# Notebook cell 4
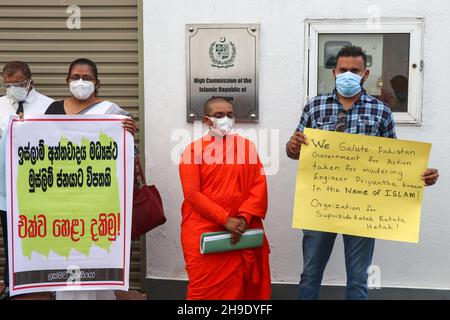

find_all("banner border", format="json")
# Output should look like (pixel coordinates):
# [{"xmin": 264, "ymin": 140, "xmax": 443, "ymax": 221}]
[{"xmin": 9, "ymin": 118, "xmax": 128, "ymax": 292}]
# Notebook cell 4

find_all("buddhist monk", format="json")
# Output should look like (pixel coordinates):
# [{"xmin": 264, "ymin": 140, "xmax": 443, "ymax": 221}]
[{"xmin": 179, "ymin": 97, "xmax": 271, "ymax": 300}]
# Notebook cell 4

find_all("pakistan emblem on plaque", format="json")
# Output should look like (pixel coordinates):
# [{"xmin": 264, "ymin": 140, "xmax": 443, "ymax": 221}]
[{"xmin": 209, "ymin": 36, "xmax": 236, "ymax": 68}]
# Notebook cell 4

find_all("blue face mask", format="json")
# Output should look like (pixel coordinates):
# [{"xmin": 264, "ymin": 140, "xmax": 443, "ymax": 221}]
[{"xmin": 335, "ymin": 71, "xmax": 364, "ymax": 98}]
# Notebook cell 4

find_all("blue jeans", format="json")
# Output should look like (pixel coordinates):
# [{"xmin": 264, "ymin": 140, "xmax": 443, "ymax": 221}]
[{"xmin": 298, "ymin": 230, "xmax": 375, "ymax": 300}]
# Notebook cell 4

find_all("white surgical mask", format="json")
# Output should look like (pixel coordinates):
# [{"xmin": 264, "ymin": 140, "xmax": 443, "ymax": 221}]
[
  {"xmin": 70, "ymin": 79, "xmax": 95, "ymax": 100},
  {"xmin": 7, "ymin": 85, "xmax": 29, "ymax": 102},
  {"xmin": 208, "ymin": 116, "xmax": 235, "ymax": 137}
]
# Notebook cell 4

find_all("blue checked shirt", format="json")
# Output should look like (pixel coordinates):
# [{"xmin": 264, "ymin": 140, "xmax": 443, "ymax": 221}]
[{"xmin": 297, "ymin": 89, "xmax": 396, "ymax": 138}]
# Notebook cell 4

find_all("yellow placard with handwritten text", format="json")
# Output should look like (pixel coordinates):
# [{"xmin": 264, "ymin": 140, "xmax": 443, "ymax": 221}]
[{"xmin": 292, "ymin": 128, "xmax": 431, "ymax": 243}]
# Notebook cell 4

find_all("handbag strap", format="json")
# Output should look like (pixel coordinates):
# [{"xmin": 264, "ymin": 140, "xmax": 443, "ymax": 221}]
[{"xmin": 134, "ymin": 155, "xmax": 147, "ymax": 186}]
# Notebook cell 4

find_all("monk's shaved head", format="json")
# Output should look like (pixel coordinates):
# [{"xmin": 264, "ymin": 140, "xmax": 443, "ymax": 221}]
[{"xmin": 203, "ymin": 97, "xmax": 233, "ymax": 116}]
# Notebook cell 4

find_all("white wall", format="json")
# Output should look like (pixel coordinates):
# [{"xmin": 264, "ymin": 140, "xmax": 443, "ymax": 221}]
[{"xmin": 143, "ymin": 0, "xmax": 450, "ymax": 289}]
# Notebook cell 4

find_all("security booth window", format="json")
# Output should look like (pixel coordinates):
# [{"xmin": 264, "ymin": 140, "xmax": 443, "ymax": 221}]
[{"xmin": 306, "ymin": 19, "xmax": 423, "ymax": 125}]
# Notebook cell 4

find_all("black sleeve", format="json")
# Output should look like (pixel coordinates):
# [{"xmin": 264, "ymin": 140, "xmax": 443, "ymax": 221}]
[{"xmin": 45, "ymin": 100, "xmax": 65, "ymax": 114}]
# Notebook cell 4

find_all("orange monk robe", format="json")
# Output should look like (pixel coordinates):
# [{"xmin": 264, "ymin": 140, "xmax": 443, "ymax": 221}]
[{"xmin": 179, "ymin": 133, "xmax": 271, "ymax": 300}]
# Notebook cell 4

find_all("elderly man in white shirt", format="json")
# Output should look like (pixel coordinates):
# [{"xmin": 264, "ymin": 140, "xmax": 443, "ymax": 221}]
[{"xmin": 0, "ymin": 61, "xmax": 53, "ymax": 300}]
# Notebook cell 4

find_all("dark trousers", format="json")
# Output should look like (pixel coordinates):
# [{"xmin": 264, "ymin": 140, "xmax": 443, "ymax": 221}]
[{"xmin": 0, "ymin": 211, "xmax": 8, "ymax": 287}]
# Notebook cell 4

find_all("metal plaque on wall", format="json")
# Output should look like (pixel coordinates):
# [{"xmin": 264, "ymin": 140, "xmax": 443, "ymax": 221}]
[{"xmin": 186, "ymin": 23, "xmax": 259, "ymax": 122}]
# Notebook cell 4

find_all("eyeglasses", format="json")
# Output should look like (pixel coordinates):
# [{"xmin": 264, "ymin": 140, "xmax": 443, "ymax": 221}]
[
  {"xmin": 68, "ymin": 75, "xmax": 96, "ymax": 82},
  {"xmin": 1, "ymin": 79, "xmax": 30, "ymax": 89},
  {"xmin": 336, "ymin": 111, "xmax": 347, "ymax": 132},
  {"xmin": 208, "ymin": 112, "xmax": 234, "ymax": 119}
]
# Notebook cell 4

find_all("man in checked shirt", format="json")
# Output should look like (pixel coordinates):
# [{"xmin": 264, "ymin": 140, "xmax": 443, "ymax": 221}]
[{"xmin": 286, "ymin": 45, "xmax": 439, "ymax": 300}]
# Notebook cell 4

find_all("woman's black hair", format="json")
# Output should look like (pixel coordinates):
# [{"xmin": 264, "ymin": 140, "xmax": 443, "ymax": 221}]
[{"xmin": 68, "ymin": 58, "xmax": 99, "ymax": 95}]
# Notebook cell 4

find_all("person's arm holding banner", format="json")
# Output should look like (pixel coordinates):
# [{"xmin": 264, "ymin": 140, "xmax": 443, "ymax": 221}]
[
  {"xmin": 422, "ymin": 168, "xmax": 439, "ymax": 186},
  {"xmin": 286, "ymin": 100, "xmax": 311, "ymax": 160},
  {"xmin": 286, "ymin": 131, "xmax": 308, "ymax": 160},
  {"xmin": 121, "ymin": 117, "xmax": 136, "ymax": 136}
]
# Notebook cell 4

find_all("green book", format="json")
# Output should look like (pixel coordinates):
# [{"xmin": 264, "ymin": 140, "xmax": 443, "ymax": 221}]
[{"xmin": 200, "ymin": 229, "xmax": 264, "ymax": 254}]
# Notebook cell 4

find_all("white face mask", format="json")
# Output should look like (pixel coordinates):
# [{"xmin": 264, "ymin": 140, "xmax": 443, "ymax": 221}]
[
  {"xmin": 69, "ymin": 79, "xmax": 95, "ymax": 100},
  {"xmin": 7, "ymin": 84, "xmax": 30, "ymax": 102},
  {"xmin": 208, "ymin": 116, "xmax": 235, "ymax": 137}
]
